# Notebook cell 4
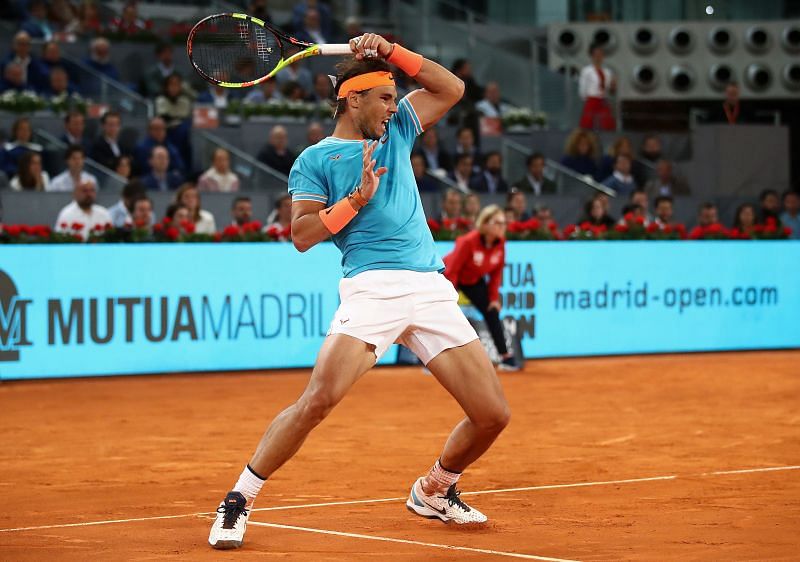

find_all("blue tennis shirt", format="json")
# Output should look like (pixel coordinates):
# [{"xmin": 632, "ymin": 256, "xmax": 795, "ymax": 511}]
[{"xmin": 288, "ymin": 96, "xmax": 444, "ymax": 278}]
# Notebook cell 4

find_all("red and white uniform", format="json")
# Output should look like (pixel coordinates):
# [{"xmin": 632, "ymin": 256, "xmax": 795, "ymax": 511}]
[
  {"xmin": 578, "ymin": 64, "xmax": 616, "ymax": 130},
  {"xmin": 443, "ymin": 230, "xmax": 505, "ymax": 302}
]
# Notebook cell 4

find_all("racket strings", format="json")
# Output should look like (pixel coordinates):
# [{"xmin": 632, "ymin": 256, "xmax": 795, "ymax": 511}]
[{"xmin": 190, "ymin": 16, "xmax": 281, "ymax": 83}]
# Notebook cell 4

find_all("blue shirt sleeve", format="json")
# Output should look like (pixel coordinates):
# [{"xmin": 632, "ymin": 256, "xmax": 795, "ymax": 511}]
[
  {"xmin": 288, "ymin": 150, "xmax": 329, "ymax": 205},
  {"xmin": 392, "ymin": 95, "xmax": 424, "ymax": 149}
]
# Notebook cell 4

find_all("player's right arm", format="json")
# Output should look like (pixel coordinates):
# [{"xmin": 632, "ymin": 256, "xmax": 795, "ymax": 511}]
[
  {"xmin": 291, "ymin": 200, "xmax": 331, "ymax": 253},
  {"xmin": 291, "ymin": 140, "xmax": 386, "ymax": 253}
]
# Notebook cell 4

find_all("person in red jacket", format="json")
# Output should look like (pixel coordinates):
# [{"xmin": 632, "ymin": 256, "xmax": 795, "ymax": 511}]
[{"xmin": 443, "ymin": 204, "xmax": 518, "ymax": 370}]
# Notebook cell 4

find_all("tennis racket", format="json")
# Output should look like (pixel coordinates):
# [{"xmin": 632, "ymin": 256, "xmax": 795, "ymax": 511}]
[{"xmin": 187, "ymin": 13, "xmax": 353, "ymax": 88}]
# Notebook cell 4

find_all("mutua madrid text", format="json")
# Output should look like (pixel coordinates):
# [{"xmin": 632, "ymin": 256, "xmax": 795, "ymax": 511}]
[{"xmin": 44, "ymin": 293, "xmax": 329, "ymax": 345}]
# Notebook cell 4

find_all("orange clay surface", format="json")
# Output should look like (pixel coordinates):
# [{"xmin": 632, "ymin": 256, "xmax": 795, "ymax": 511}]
[{"xmin": 1, "ymin": 350, "xmax": 799, "ymax": 561}]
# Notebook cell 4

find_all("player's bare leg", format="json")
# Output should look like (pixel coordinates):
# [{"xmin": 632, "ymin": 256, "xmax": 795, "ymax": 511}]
[
  {"xmin": 427, "ymin": 340, "xmax": 510, "ymax": 472},
  {"xmin": 248, "ymin": 334, "xmax": 376, "ymax": 478},
  {"xmin": 209, "ymin": 334, "xmax": 375, "ymax": 548},
  {"xmin": 406, "ymin": 340, "xmax": 510, "ymax": 524}
]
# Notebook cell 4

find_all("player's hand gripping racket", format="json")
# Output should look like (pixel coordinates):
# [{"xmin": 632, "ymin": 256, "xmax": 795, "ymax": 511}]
[{"xmin": 187, "ymin": 13, "xmax": 352, "ymax": 88}]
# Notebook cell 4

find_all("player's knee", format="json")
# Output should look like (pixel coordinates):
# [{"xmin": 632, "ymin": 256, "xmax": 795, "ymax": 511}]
[
  {"xmin": 475, "ymin": 403, "xmax": 511, "ymax": 434},
  {"xmin": 298, "ymin": 390, "xmax": 337, "ymax": 426}
]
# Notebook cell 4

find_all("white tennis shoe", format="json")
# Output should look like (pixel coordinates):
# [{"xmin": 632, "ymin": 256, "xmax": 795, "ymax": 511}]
[
  {"xmin": 208, "ymin": 491, "xmax": 249, "ymax": 549},
  {"xmin": 406, "ymin": 477, "xmax": 488, "ymax": 524}
]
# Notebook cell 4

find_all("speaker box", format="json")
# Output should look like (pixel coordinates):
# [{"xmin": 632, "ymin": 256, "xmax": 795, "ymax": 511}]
[{"xmin": 548, "ymin": 20, "xmax": 800, "ymax": 100}]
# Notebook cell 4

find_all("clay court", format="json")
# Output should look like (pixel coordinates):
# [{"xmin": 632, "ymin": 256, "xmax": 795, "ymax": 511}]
[{"xmin": 1, "ymin": 350, "xmax": 798, "ymax": 561}]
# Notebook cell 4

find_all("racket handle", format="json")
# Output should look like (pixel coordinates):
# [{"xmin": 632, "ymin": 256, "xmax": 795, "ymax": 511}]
[{"xmin": 318, "ymin": 44, "xmax": 354, "ymax": 56}]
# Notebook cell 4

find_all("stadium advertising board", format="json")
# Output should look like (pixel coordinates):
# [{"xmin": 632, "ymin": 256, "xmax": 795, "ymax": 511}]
[{"xmin": 1, "ymin": 242, "xmax": 798, "ymax": 380}]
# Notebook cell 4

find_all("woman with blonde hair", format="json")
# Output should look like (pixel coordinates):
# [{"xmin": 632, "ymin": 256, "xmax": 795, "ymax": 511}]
[
  {"xmin": 443, "ymin": 204, "xmax": 518, "ymax": 370},
  {"xmin": 174, "ymin": 183, "xmax": 216, "ymax": 234},
  {"xmin": 560, "ymin": 128, "xmax": 599, "ymax": 179}
]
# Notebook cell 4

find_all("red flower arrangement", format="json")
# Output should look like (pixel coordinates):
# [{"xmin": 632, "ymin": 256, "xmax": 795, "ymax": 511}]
[
  {"xmin": 562, "ymin": 222, "xmax": 608, "ymax": 240},
  {"xmin": 219, "ymin": 221, "xmax": 279, "ymax": 242},
  {"xmin": 506, "ymin": 218, "xmax": 559, "ymax": 241},
  {"xmin": 1, "ymin": 223, "xmax": 80, "ymax": 243},
  {"xmin": 427, "ymin": 217, "xmax": 471, "ymax": 241},
  {"xmin": 1, "ymin": 216, "xmax": 791, "ymax": 244},
  {"xmin": 688, "ymin": 222, "xmax": 730, "ymax": 240}
]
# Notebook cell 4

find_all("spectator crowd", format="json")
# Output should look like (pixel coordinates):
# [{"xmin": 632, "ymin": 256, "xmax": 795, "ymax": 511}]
[{"xmin": 0, "ymin": 1, "xmax": 796, "ymax": 242}]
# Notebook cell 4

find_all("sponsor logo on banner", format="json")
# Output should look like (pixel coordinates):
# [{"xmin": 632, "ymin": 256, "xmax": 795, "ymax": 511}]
[
  {"xmin": 500, "ymin": 261, "xmax": 536, "ymax": 340},
  {"xmin": 0, "ymin": 269, "xmax": 33, "ymax": 362}
]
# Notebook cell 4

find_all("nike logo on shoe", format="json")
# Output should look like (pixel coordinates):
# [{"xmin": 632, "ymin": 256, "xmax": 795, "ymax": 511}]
[
  {"xmin": 423, "ymin": 500, "xmax": 447, "ymax": 515},
  {"xmin": 340, "ymin": 318, "xmax": 350, "ymax": 324}
]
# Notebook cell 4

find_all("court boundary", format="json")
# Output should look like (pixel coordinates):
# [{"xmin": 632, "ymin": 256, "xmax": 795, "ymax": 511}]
[
  {"xmin": 1, "ymin": 464, "xmax": 797, "ymax": 534},
  {"xmin": 248, "ymin": 521, "xmax": 579, "ymax": 561}
]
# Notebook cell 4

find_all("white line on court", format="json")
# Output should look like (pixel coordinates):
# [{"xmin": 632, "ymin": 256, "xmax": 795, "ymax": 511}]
[
  {"xmin": 248, "ymin": 521, "xmax": 579, "ymax": 562},
  {"xmin": 458, "ymin": 475, "xmax": 677, "ymax": 497},
  {"xmin": 1, "ymin": 464, "xmax": 797, "ymax": 534},
  {"xmin": 703, "ymin": 465, "xmax": 800, "ymax": 476}
]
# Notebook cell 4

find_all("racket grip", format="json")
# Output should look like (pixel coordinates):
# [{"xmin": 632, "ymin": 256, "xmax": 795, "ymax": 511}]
[{"xmin": 318, "ymin": 44, "xmax": 354, "ymax": 56}]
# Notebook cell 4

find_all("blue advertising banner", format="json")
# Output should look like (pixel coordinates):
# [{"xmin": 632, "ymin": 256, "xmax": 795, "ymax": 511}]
[
  {"xmin": 0, "ymin": 243, "xmax": 394, "ymax": 380},
  {"xmin": 500, "ymin": 241, "xmax": 800, "ymax": 357},
  {"xmin": 1, "ymin": 242, "xmax": 798, "ymax": 380}
]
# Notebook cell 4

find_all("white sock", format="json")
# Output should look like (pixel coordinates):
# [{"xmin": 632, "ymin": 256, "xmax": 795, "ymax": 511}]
[
  {"xmin": 233, "ymin": 465, "xmax": 265, "ymax": 507},
  {"xmin": 423, "ymin": 459, "xmax": 461, "ymax": 494}
]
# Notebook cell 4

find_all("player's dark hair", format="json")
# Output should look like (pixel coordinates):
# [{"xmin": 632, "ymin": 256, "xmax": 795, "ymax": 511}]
[
  {"xmin": 333, "ymin": 58, "xmax": 392, "ymax": 118},
  {"xmin": 782, "ymin": 189, "xmax": 798, "ymax": 202},
  {"xmin": 655, "ymin": 195, "xmax": 674, "ymax": 207},
  {"xmin": 588, "ymin": 42, "xmax": 603, "ymax": 56}
]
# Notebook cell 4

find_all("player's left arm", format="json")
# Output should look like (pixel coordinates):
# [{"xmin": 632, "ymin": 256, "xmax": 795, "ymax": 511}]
[{"xmin": 351, "ymin": 34, "xmax": 464, "ymax": 131}]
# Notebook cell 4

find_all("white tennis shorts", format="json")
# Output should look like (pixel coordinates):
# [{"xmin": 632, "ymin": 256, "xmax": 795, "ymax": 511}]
[{"xmin": 328, "ymin": 269, "xmax": 479, "ymax": 365}]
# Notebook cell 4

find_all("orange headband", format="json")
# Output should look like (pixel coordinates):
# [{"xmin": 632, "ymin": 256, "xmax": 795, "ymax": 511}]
[{"xmin": 336, "ymin": 71, "xmax": 395, "ymax": 99}]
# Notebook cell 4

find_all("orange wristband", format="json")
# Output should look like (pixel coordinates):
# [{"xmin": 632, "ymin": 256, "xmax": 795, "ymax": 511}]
[
  {"xmin": 319, "ymin": 197, "xmax": 358, "ymax": 234},
  {"xmin": 387, "ymin": 43, "xmax": 423, "ymax": 77},
  {"xmin": 350, "ymin": 187, "xmax": 369, "ymax": 208}
]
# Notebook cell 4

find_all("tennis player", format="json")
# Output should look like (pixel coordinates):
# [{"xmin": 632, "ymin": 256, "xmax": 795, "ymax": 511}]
[{"xmin": 210, "ymin": 34, "xmax": 511, "ymax": 549}]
